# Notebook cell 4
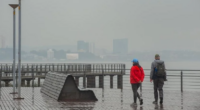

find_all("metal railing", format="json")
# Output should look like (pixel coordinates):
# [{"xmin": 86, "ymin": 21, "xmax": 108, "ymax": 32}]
[
  {"xmin": 125, "ymin": 69, "xmax": 200, "ymax": 92},
  {"xmin": 0, "ymin": 63, "xmax": 125, "ymax": 73},
  {"xmin": 0, "ymin": 65, "xmax": 200, "ymax": 91}
]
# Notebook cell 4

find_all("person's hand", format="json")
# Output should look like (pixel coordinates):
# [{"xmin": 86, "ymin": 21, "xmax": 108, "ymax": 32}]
[
  {"xmin": 150, "ymin": 79, "xmax": 153, "ymax": 83},
  {"xmin": 138, "ymin": 80, "xmax": 141, "ymax": 83}
]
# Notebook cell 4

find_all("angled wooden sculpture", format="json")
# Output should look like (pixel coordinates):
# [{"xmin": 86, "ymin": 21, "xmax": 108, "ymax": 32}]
[{"xmin": 41, "ymin": 72, "xmax": 98, "ymax": 101}]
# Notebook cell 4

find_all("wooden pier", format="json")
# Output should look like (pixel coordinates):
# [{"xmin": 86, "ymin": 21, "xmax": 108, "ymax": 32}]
[{"xmin": 0, "ymin": 63, "xmax": 125, "ymax": 88}]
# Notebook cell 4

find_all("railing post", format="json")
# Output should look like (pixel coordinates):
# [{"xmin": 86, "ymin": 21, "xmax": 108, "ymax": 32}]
[
  {"xmin": 181, "ymin": 71, "xmax": 183, "ymax": 92},
  {"xmin": 93, "ymin": 64, "xmax": 94, "ymax": 73},
  {"xmin": 12, "ymin": 63, "xmax": 16, "ymax": 93},
  {"xmin": 61, "ymin": 64, "xmax": 63, "ymax": 72},
  {"xmin": 124, "ymin": 64, "xmax": 126, "ymax": 74},
  {"xmin": 111, "ymin": 64, "xmax": 112, "ymax": 72},
  {"xmin": 121, "ymin": 70, "xmax": 123, "ymax": 89},
  {"xmin": 40, "ymin": 64, "xmax": 42, "ymax": 72},
  {"xmin": 6, "ymin": 64, "xmax": 8, "ymax": 76},
  {"xmin": 105, "ymin": 64, "xmax": 106, "ymax": 73},
  {"xmin": 102, "ymin": 65, "xmax": 104, "ymax": 89},
  {"xmin": 83, "ymin": 71, "xmax": 86, "ymax": 88},
  {"xmin": 114, "ymin": 64, "xmax": 115, "ymax": 73},
  {"xmin": 64, "ymin": 64, "xmax": 66, "ymax": 73},
  {"xmin": 75, "ymin": 76, "xmax": 79, "ymax": 86},
  {"xmin": 0, "ymin": 67, "xmax": 2, "ymax": 88},
  {"xmin": 27, "ymin": 64, "xmax": 29, "ymax": 72},
  {"xmin": 38, "ymin": 78, "xmax": 40, "ymax": 87},
  {"xmin": 36, "ymin": 65, "xmax": 38, "ymax": 73},
  {"xmin": 16, "ymin": 64, "xmax": 18, "ymax": 89},
  {"xmin": 44, "ymin": 64, "xmax": 47, "ymax": 73},
  {"xmin": 32, "ymin": 65, "xmax": 34, "ymax": 87},
  {"xmin": 110, "ymin": 75, "xmax": 114, "ymax": 88}
]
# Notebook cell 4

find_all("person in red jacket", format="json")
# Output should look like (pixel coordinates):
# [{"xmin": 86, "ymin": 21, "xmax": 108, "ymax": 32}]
[{"xmin": 130, "ymin": 58, "xmax": 145, "ymax": 106}]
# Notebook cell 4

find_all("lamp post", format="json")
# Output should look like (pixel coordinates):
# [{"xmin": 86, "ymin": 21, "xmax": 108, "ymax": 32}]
[
  {"xmin": 9, "ymin": 4, "xmax": 18, "ymax": 94},
  {"xmin": 17, "ymin": 0, "xmax": 23, "ymax": 99},
  {"xmin": 14, "ymin": 0, "xmax": 24, "ymax": 100}
]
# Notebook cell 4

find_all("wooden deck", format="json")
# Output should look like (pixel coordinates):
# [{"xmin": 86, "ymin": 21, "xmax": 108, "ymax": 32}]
[{"xmin": 0, "ymin": 87, "xmax": 200, "ymax": 110}]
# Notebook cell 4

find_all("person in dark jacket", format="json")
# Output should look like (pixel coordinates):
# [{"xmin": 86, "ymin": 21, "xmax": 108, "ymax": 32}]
[
  {"xmin": 130, "ymin": 58, "xmax": 145, "ymax": 106},
  {"xmin": 150, "ymin": 54, "xmax": 167, "ymax": 104}
]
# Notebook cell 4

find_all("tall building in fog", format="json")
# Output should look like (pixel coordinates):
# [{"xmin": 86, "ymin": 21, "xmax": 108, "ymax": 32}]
[
  {"xmin": 47, "ymin": 49, "xmax": 54, "ymax": 59},
  {"xmin": 77, "ymin": 40, "xmax": 89, "ymax": 52},
  {"xmin": 0, "ymin": 36, "xmax": 6, "ymax": 48},
  {"xmin": 113, "ymin": 38, "xmax": 128, "ymax": 54},
  {"xmin": 89, "ymin": 42, "xmax": 95, "ymax": 54}
]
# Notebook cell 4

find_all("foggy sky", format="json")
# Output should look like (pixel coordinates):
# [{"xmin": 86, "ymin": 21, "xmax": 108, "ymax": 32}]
[{"xmin": 0, "ymin": 0, "xmax": 200, "ymax": 52}]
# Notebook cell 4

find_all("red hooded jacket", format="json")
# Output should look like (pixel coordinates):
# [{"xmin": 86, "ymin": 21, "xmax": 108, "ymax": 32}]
[{"xmin": 130, "ymin": 66, "xmax": 145, "ymax": 84}]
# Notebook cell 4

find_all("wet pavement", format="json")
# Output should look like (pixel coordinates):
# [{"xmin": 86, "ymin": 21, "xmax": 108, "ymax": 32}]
[{"xmin": 0, "ymin": 87, "xmax": 200, "ymax": 110}]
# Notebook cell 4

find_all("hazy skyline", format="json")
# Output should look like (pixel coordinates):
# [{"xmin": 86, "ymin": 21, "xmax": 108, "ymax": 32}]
[{"xmin": 1, "ymin": 0, "xmax": 200, "ymax": 52}]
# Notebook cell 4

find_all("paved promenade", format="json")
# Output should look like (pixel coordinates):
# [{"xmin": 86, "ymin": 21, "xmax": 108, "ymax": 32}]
[{"xmin": 0, "ymin": 87, "xmax": 200, "ymax": 110}]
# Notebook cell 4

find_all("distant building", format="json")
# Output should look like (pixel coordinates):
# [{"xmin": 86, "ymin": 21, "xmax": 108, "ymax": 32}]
[
  {"xmin": 77, "ymin": 41, "xmax": 89, "ymax": 52},
  {"xmin": 89, "ymin": 42, "xmax": 95, "ymax": 54},
  {"xmin": 47, "ymin": 49, "xmax": 54, "ymax": 59},
  {"xmin": 0, "ymin": 36, "xmax": 6, "ymax": 48},
  {"xmin": 113, "ymin": 38, "xmax": 128, "ymax": 54},
  {"xmin": 66, "ymin": 53, "xmax": 79, "ymax": 60}
]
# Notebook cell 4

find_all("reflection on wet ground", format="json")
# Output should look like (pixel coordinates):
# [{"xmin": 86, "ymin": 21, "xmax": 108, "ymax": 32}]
[{"xmin": 0, "ymin": 87, "xmax": 200, "ymax": 110}]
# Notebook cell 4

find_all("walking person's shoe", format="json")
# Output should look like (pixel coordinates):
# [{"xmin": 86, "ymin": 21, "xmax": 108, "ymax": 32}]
[
  {"xmin": 131, "ymin": 102, "xmax": 137, "ymax": 107},
  {"xmin": 160, "ymin": 97, "xmax": 163, "ymax": 104},
  {"xmin": 140, "ymin": 99, "xmax": 143, "ymax": 105},
  {"xmin": 152, "ymin": 101, "xmax": 158, "ymax": 104}
]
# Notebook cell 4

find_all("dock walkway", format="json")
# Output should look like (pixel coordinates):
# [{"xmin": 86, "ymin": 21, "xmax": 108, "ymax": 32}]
[{"xmin": 0, "ymin": 87, "xmax": 199, "ymax": 110}]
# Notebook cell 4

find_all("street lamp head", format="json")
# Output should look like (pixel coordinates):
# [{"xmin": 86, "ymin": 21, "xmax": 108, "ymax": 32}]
[{"xmin": 9, "ymin": 4, "xmax": 19, "ymax": 9}]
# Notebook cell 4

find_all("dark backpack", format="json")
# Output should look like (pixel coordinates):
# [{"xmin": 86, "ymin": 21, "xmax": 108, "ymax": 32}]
[{"xmin": 155, "ymin": 63, "xmax": 165, "ymax": 76}]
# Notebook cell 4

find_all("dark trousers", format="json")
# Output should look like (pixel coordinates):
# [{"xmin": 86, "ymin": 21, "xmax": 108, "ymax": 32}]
[
  {"xmin": 153, "ymin": 78, "xmax": 164, "ymax": 102},
  {"xmin": 131, "ymin": 83, "xmax": 141, "ymax": 103}
]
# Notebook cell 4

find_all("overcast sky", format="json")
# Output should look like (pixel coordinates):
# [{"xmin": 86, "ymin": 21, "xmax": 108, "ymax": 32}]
[{"xmin": 0, "ymin": 0, "xmax": 200, "ymax": 52}]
